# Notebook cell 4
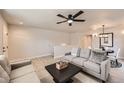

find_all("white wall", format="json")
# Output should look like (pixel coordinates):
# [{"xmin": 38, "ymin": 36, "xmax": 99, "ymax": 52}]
[
  {"xmin": 70, "ymin": 27, "xmax": 124, "ymax": 59},
  {"xmin": 8, "ymin": 25, "xmax": 70, "ymax": 61},
  {"xmin": 8, "ymin": 24, "xmax": 124, "ymax": 60},
  {"xmin": 53, "ymin": 45, "xmax": 72, "ymax": 59},
  {"xmin": 70, "ymin": 32, "xmax": 89, "ymax": 47}
]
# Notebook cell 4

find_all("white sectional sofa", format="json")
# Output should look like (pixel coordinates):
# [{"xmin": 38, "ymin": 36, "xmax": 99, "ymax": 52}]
[
  {"xmin": 0, "ymin": 55, "xmax": 40, "ymax": 83},
  {"xmin": 63, "ymin": 48, "xmax": 110, "ymax": 82}
]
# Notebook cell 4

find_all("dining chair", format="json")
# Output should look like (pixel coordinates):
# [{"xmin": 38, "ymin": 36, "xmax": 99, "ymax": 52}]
[{"xmin": 108, "ymin": 48, "xmax": 121, "ymax": 67}]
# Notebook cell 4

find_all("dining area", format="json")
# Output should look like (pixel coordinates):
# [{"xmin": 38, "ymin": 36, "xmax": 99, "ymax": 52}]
[
  {"xmin": 94, "ymin": 28, "xmax": 122, "ymax": 68},
  {"xmin": 99, "ymin": 46, "xmax": 122, "ymax": 68}
]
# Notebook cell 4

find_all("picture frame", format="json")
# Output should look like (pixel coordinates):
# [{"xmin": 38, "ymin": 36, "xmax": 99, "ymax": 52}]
[{"xmin": 99, "ymin": 32, "xmax": 113, "ymax": 47}]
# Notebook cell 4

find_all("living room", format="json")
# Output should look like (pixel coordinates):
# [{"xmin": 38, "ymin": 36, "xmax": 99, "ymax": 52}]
[{"xmin": 0, "ymin": 9, "xmax": 124, "ymax": 83}]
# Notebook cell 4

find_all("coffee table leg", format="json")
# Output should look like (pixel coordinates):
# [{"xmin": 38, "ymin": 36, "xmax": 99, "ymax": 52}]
[
  {"xmin": 53, "ymin": 78, "xmax": 73, "ymax": 83},
  {"xmin": 53, "ymin": 78, "xmax": 58, "ymax": 83}
]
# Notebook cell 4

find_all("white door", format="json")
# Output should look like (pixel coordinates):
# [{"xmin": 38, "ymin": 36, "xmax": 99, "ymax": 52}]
[
  {"xmin": 0, "ymin": 21, "xmax": 3, "ymax": 55},
  {"xmin": 2, "ymin": 24, "xmax": 8, "ymax": 58},
  {"xmin": 0, "ymin": 22, "xmax": 8, "ymax": 57}
]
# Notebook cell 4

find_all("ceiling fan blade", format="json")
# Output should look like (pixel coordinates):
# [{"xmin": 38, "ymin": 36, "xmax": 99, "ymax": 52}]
[
  {"xmin": 57, "ymin": 14, "xmax": 68, "ymax": 19},
  {"xmin": 73, "ymin": 19, "xmax": 85, "ymax": 22},
  {"xmin": 57, "ymin": 20, "xmax": 67, "ymax": 24},
  {"xmin": 73, "ymin": 11, "xmax": 84, "ymax": 18},
  {"xmin": 69, "ymin": 23, "xmax": 72, "ymax": 26}
]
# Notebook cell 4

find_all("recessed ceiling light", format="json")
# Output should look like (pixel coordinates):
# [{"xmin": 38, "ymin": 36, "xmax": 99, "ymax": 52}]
[
  {"xmin": 122, "ymin": 30, "xmax": 124, "ymax": 34},
  {"xmin": 19, "ymin": 22, "xmax": 23, "ymax": 25},
  {"xmin": 61, "ymin": 43, "xmax": 67, "ymax": 46}
]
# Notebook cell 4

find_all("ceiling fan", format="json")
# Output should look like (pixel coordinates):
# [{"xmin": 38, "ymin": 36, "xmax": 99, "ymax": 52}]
[{"xmin": 57, "ymin": 10, "xmax": 85, "ymax": 26}]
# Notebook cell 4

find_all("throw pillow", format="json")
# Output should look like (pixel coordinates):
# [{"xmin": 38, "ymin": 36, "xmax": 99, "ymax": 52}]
[
  {"xmin": 0, "ymin": 55, "xmax": 11, "ymax": 75},
  {"xmin": 71, "ymin": 48, "xmax": 80, "ymax": 57},
  {"xmin": 80, "ymin": 48, "xmax": 91, "ymax": 59},
  {"xmin": 89, "ymin": 50, "xmax": 107, "ymax": 64}
]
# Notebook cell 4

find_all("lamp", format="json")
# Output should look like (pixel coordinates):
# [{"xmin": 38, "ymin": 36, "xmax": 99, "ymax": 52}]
[
  {"xmin": 99, "ymin": 25, "xmax": 108, "ymax": 38},
  {"xmin": 92, "ymin": 33, "xmax": 98, "ymax": 37},
  {"xmin": 67, "ymin": 20, "xmax": 73, "ymax": 23}
]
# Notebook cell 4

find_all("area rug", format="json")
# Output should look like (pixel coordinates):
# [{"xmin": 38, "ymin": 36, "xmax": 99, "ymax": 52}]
[
  {"xmin": 111, "ymin": 61, "xmax": 122, "ymax": 68},
  {"xmin": 32, "ymin": 56, "xmax": 124, "ymax": 83}
]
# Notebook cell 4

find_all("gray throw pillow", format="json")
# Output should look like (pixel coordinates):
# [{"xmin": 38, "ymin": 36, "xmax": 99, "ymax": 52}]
[
  {"xmin": 0, "ymin": 65, "xmax": 10, "ymax": 83},
  {"xmin": 80, "ymin": 48, "xmax": 91, "ymax": 59},
  {"xmin": 0, "ymin": 55, "xmax": 11, "ymax": 75},
  {"xmin": 89, "ymin": 50, "xmax": 107, "ymax": 64},
  {"xmin": 71, "ymin": 48, "xmax": 80, "ymax": 57}
]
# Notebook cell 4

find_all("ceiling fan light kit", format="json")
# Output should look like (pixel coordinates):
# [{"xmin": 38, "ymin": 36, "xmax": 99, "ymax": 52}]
[
  {"xmin": 67, "ymin": 20, "xmax": 73, "ymax": 23},
  {"xmin": 57, "ymin": 10, "xmax": 85, "ymax": 26}
]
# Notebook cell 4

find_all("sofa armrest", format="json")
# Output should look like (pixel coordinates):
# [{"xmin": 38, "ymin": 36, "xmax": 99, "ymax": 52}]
[
  {"xmin": 10, "ymin": 60, "xmax": 31, "ymax": 70},
  {"xmin": 65, "ymin": 52, "xmax": 71, "ymax": 56},
  {"xmin": 100, "ymin": 58, "xmax": 110, "ymax": 81}
]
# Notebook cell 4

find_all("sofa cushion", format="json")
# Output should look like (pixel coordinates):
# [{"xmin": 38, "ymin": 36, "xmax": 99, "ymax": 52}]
[
  {"xmin": 10, "ymin": 72, "xmax": 40, "ymax": 83},
  {"xmin": 63, "ymin": 55, "xmax": 75, "ymax": 61},
  {"xmin": 10, "ymin": 64, "xmax": 34, "ymax": 80},
  {"xmin": 80, "ymin": 48, "xmax": 91, "ymax": 59},
  {"xmin": 0, "ymin": 65, "xmax": 10, "ymax": 83},
  {"xmin": 71, "ymin": 48, "xmax": 80, "ymax": 57},
  {"xmin": 0, "ymin": 55, "xmax": 11, "ymax": 75},
  {"xmin": 84, "ymin": 61, "xmax": 100, "ymax": 73},
  {"xmin": 72, "ymin": 57, "xmax": 88, "ymax": 66},
  {"xmin": 89, "ymin": 50, "xmax": 107, "ymax": 64}
]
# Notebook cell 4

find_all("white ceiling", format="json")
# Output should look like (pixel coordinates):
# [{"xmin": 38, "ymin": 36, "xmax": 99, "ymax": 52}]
[{"xmin": 2, "ymin": 9, "xmax": 124, "ymax": 32}]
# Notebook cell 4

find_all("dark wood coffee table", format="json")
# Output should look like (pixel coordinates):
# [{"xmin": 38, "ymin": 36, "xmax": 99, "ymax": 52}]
[{"xmin": 45, "ymin": 63, "xmax": 81, "ymax": 83}]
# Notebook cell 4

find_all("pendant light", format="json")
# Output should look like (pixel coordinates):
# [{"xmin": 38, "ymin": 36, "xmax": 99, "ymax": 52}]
[{"xmin": 99, "ymin": 25, "xmax": 108, "ymax": 38}]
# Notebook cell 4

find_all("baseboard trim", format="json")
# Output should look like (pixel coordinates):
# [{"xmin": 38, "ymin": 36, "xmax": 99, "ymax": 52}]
[
  {"xmin": 9, "ymin": 53, "xmax": 52, "ymax": 63},
  {"xmin": 54, "ymin": 55, "xmax": 64, "ymax": 59}
]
